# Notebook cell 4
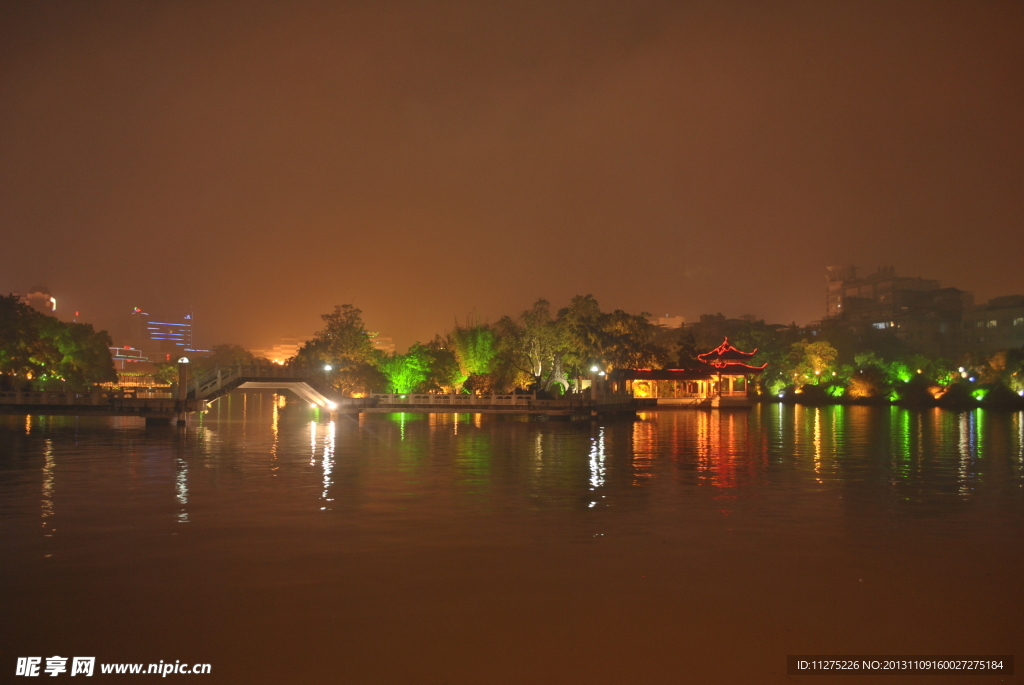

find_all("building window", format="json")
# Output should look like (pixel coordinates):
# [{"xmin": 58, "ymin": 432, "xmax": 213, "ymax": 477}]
[
  {"xmin": 987, "ymin": 320, "xmax": 998, "ymax": 328},
  {"xmin": 1015, "ymin": 318, "xmax": 1023, "ymax": 327},
  {"xmin": 872, "ymin": 322, "xmax": 888, "ymax": 330},
  {"xmin": 976, "ymin": 321, "xmax": 985, "ymax": 328}
]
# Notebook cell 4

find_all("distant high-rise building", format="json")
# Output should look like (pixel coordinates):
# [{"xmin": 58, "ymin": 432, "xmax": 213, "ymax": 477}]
[
  {"xmin": 13, "ymin": 286, "xmax": 57, "ymax": 314},
  {"xmin": 249, "ymin": 338, "xmax": 302, "ymax": 365},
  {"xmin": 961, "ymin": 295, "xmax": 1024, "ymax": 354},
  {"xmin": 368, "ymin": 332, "xmax": 396, "ymax": 355},
  {"xmin": 128, "ymin": 307, "xmax": 198, "ymax": 362},
  {"xmin": 655, "ymin": 315, "xmax": 685, "ymax": 329},
  {"xmin": 823, "ymin": 266, "xmax": 972, "ymax": 357}
]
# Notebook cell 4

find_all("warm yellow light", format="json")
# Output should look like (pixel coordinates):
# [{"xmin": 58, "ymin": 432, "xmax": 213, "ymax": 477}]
[{"xmin": 326, "ymin": 401, "xmax": 337, "ymax": 410}]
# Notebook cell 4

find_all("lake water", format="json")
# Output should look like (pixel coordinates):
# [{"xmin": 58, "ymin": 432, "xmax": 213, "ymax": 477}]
[{"xmin": 2, "ymin": 396, "xmax": 1022, "ymax": 683}]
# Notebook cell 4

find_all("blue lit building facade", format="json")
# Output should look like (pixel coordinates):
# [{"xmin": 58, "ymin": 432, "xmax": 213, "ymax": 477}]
[{"xmin": 128, "ymin": 308, "xmax": 205, "ymax": 362}]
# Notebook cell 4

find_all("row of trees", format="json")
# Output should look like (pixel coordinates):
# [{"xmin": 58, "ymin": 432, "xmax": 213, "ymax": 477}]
[
  {"xmin": 292, "ymin": 297, "xmax": 668, "ymax": 396},
  {"xmin": 676, "ymin": 314, "xmax": 1024, "ymax": 405},
  {"xmin": 0, "ymin": 295, "xmax": 116, "ymax": 389},
  {"xmin": 289, "ymin": 302, "xmax": 1024, "ymax": 405}
]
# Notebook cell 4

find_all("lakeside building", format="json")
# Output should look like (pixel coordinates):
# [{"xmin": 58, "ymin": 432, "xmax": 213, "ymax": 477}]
[
  {"xmin": 823, "ymin": 266, "xmax": 973, "ymax": 358},
  {"xmin": 613, "ymin": 338, "xmax": 766, "ymax": 408},
  {"xmin": 961, "ymin": 295, "xmax": 1024, "ymax": 355}
]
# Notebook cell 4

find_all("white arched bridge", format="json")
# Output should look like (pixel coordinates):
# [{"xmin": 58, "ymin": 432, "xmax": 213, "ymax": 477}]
[{"xmin": 189, "ymin": 364, "xmax": 338, "ymax": 410}]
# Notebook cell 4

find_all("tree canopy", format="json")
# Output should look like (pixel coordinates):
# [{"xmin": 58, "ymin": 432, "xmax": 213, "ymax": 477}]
[{"xmin": 0, "ymin": 295, "xmax": 116, "ymax": 388}]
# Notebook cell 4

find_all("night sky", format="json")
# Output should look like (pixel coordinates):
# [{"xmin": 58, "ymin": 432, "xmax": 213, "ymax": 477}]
[{"xmin": 2, "ymin": 1, "xmax": 1021, "ymax": 350}]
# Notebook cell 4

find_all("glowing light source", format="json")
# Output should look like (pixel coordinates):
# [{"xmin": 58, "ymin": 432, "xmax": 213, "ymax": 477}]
[
  {"xmin": 590, "ymin": 366, "xmax": 599, "ymax": 373},
  {"xmin": 326, "ymin": 401, "xmax": 337, "ymax": 410},
  {"xmin": 310, "ymin": 403, "xmax": 316, "ymax": 408},
  {"xmin": 177, "ymin": 357, "xmax": 190, "ymax": 364},
  {"xmin": 324, "ymin": 364, "xmax": 332, "ymax": 371}
]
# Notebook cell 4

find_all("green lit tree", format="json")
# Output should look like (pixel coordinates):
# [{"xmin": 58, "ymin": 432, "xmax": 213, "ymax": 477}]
[
  {"xmin": 449, "ymin": 318, "xmax": 497, "ymax": 390},
  {"xmin": 0, "ymin": 295, "xmax": 115, "ymax": 388},
  {"xmin": 421, "ymin": 336, "xmax": 463, "ymax": 393},
  {"xmin": 377, "ymin": 343, "xmax": 433, "ymax": 393}
]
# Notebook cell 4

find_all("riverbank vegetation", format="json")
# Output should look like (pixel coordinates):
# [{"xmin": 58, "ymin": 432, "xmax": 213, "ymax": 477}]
[
  {"xmin": 0, "ymin": 295, "xmax": 116, "ymax": 389},
  {"xmin": 292, "ymin": 299, "xmax": 1024, "ymax": 409}
]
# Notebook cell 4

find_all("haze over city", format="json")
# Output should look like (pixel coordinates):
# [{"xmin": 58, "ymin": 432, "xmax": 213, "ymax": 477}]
[{"xmin": 2, "ymin": 0, "xmax": 1021, "ymax": 351}]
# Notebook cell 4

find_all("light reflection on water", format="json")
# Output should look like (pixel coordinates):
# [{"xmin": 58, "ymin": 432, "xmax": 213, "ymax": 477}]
[
  {"xmin": 1, "ymin": 399, "xmax": 1022, "ymax": 683},
  {"xmin": 7, "ymin": 402, "xmax": 1022, "ymax": 522}
]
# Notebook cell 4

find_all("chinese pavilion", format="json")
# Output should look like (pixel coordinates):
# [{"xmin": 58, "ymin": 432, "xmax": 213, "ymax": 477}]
[{"xmin": 611, "ymin": 337, "xmax": 767, "ymax": 407}]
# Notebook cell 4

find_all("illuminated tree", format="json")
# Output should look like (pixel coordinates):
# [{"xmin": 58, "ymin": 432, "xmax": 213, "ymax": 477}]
[
  {"xmin": 595, "ymin": 308, "xmax": 668, "ymax": 372},
  {"xmin": 377, "ymin": 344, "xmax": 432, "ymax": 393},
  {"xmin": 449, "ymin": 319, "xmax": 497, "ymax": 388},
  {"xmin": 421, "ymin": 337, "xmax": 463, "ymax": 393},
  {"xmin": 0, "ymin": 295, "xmax": 115, "ymax": 388},
  {"xmin": 785, "ymin": 340, "xmax": 838, "ymax": 385},
  {"xmin": 489, "ymin": 295, "xmax": 669, "ymax": 393},
  {"xmin": 294, "ymin": 304, "xmax": 381, "ymax": 395},
  {"xmin": 494, "ymin": 299, "xmax": 561, "ymax": 385}
]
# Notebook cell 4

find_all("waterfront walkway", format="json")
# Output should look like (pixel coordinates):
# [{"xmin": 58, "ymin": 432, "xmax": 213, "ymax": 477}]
[{"xmin": 2, "ymin": 362, "xmax": 655, "ymax": 422}]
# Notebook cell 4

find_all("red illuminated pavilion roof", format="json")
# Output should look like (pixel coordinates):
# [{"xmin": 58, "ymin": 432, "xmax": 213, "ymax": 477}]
[{"xmin": 697, "ymin": 337, "xmax": 759, "ymax": 363}]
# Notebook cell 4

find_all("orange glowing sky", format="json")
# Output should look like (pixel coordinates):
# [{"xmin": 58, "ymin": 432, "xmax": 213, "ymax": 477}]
[{"xmin": 2, "ymin": 1, "xmax": 1021, "ymax": 350}]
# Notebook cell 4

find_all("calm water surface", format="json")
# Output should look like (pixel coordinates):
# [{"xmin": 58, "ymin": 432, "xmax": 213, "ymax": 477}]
[{"xmin": 2, "ymin": 397, "xmax": 1022, "ymax": 684}]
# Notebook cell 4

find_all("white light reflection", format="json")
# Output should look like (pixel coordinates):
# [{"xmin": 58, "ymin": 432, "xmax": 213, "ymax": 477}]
[
  {"xmin": 176, "ymin": 458, "xmax": 189, "ymax": 523},
  {"xmin": 588, "ymin": 426, "xmax": 606, "ymax": 508},
  {"xmin": 1018, "ymin": 411, "xmax": 1023, "ymax": 465},
  {"xmin": 310, "ymin": 420, "xmax": 317, "ymax": 465},
  {"xmin": 42, "ymin": 439, "xmax": 54, "ymax": 539},
  {"xmin": 813, "ymin": 408, "xmax": 822, "ymax": 481},
  {"xmin": 270, "ymin": 395, "xmax": 279, "ymax": 475},
  {"xmin": 321, "ymin": 421, "xmax": 335, "ymax": 508},
  {"xmin": 958, "ymin": 412, "xmax": 975, "ymax": 497}
]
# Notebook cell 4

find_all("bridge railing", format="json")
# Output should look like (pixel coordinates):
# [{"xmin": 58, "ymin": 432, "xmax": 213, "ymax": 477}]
[
  {"xmin": 372, "ymin": 393, "xmax": 537, "ymax": 406},
  {"xmin": 0, "ymin": 390, "xmax": 160, "ymax": 405},
  {"xmin": 190, "ymin": 364, "xmax": 320, "ymax": 399},
  {"xmin": 0, "ymin": 391, "xmax": 188, "ymax": 414},
  {"xmin": 369, "ymin": 393, "xmax": 648, "ymax": 409}
]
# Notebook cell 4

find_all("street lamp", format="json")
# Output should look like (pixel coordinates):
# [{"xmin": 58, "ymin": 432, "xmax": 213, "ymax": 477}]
[
  {"xmin": 322, "ymin": 363, "xmax": 333, "ymax": 395},
  {"xmin": 176, "ymin": 357, "xmax": 190, "ymax": 426}
]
